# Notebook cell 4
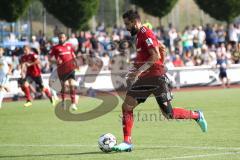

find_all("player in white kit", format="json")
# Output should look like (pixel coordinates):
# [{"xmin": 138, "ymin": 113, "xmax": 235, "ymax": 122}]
[{"xmin": 0, "ymin": 48, "xmax": 12, "ymax": 109}]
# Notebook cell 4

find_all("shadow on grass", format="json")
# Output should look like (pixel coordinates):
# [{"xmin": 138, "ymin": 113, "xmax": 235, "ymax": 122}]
[{"xmin": 0, "ymin": 151, "xmax": 119, "ymax": 159}]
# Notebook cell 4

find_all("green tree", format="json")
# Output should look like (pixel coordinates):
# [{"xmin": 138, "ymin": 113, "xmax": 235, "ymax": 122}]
[
  {"xmin": 97, "ymin": 0, "xmax": 126, "ymax": 27},
  {"xmin": 195, "ymin": 0, "xmax": 240, "ymax": 23},
  {"xmin": 41, "ymin": 0, "xmax": 99, "ymax": 30},
  {"xmin": 131, "ymin": 0, "xmax": 178, "ymax": 18},
  {"xmin": 0, "ymin": 0, "xmax": 31, "ymax": 22}
]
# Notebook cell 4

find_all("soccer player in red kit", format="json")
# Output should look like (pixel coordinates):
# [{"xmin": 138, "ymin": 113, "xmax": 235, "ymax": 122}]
[
  {"xmin": 19, "ymin": 45, "xmax": 53, "ymax": 107},
  {"xmin": 49, "ymin": 32, "xmax": 78, "ymax": 110},
  {"xmin": 112, "ymin": 10, "xmax": 207, "ymax": 152}
]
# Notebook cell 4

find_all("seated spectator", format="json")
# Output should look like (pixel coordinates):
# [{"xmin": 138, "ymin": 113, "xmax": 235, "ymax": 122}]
[
  {"xmin": 184, "ymin": 50, "xmax": 194, "ymax": 66},
  {"xmin": 173, "ymin": 55, "xmax": 184, "ymax": 67}
]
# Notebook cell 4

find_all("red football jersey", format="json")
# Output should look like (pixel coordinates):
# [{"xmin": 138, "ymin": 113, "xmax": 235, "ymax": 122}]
[
  {"xmin": 20, "ymin": 53, "xmax": 41, "ymax": 77},
  {"xmin": 49, "ymin": 42, "xmax": 76, "ymax": 65},
  {"xmin": 135, "ymin": 26, "xmax": 165, "ymax": 77},
  {"xmin": 49, "ymin": 42, "xmax": 77, "ymax": 76}
]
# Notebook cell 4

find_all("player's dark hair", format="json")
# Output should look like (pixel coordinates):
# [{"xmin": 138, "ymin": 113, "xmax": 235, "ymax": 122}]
[
  {"xmin": 58, "ymin": 32, "xmax": 65, "ymax": 36},
  {"xmin": 23, "ymin": 45, "xmax": 30, "ymax": 49},
  {"xmin": 122, "ymin": 10, "xmax": 140, "ymax": 21}
]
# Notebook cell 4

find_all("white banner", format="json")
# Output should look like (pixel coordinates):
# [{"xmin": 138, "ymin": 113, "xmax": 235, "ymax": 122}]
[{"xmin": 4, "ymin": 64, "xmax": 240, "ymax": 98}]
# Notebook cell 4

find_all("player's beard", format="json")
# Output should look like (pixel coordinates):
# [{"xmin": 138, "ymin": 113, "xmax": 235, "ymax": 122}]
[
  {"xmin": 130, "ymin": 27, "xmax": 138, "ymax": 36},
  {"xmin": 59, "ymin": 40, "xmax": 65, "ymax": 45}
]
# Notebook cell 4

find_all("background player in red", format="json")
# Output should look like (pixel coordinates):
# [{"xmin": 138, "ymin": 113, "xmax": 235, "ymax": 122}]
[
  {"xmin": 49, "ymin": 32, "xmax": 78, "ymax": 111},
  {"xmin": 112, "ymin": 10, "xmax": 208, "ymax": 152},
  {"xmin": 19, "ymin": 45, "xmax": 53, "ymax": 107}
]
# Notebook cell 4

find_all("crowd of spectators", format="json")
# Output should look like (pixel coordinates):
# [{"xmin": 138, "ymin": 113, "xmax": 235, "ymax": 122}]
[{"xmin": 1, "ymin": 22, "xmax": 240, "ymax": 76}]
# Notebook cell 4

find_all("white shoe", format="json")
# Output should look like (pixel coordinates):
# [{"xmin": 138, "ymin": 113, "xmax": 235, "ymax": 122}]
[
  {"xmin": 54, "ymin": 96, "xmax": 60, "ymax": 101},
  {"xmin": 70, "ymin": 103, "xmax": 78, "ymax": 111}
]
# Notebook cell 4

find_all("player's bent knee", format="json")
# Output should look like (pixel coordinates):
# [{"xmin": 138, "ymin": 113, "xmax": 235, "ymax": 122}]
[
  {"xmin": 64, "ymin": 80, "xmax": 69, "ymax": 86},
  {"xmin": 124, "ymin": 96, "xmax": 138, "ymax": 107},
  {"xmin": 156, "ymin": 98, "xmax": 173, "ymax": 119},
  {"xmin": 122, "ymin": 103, "xmax": 134, "ymax": 112},
  {"xmin": 69, "ymin": 79, "xmax": 78, "ymax": 87}
]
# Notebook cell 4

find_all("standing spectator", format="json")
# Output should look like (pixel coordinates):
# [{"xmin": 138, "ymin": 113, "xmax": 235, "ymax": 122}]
[
  {"xmin": 168, "ymin": 27, "xmax": 178, "ymax": 52},
  {"xmin": 205, "ymin": 24, "xmax": 213, "ymax": 46},
  {"xmin": 228, "ymin": 24, "xmax": 239, "ymax": 47},
  {"xmin": 210, "ymin": 25, "xmax": 219, "ymax": 46},
  {"xmin": 181, "ymin": 26, "xmax": 193, "ymax": 53},
  {"xmin": 216, "ymin": 53, "xmax": 230, "ymax": 88},
  {"xmin": 217, "ymin": 25, "xmax": 226, "ymax": 45},
  {"xmin": 193, "ymin": 26, "xmax": 206, "ymax": 56},
  {"xmin": 30, "ymin": 35, "xmax": 40, "ymax": 54},
  {"xmin": 90, "ymin": 33, "xmax": 99, "ymax": 52},
  {"xmin": 68, "ymin": 33, "xmax": 79, "ymax": 52},
  {"xmin": 198, "ymin": 26, "xmax": 206, "ymax": 48},
  {"xmin": 77, "ymin": 31, "xmax": 86, "ymax": 53}
]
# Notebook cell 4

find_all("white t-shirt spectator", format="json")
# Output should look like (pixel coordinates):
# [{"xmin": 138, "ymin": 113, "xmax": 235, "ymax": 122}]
[
  {"xmin": 68, "ymin": 34, "xmax": 79, "ymax": 51},
  {"xmin": 228, "ymin": 25, "xmax": 240, "ymax": 42},
  {"xmin": 168, "ymin": 28, "xmax": 178, "ymax": 51},
  {"xmin": 198, "ymin": 28, "xmax": 206, "ymax": 44}
]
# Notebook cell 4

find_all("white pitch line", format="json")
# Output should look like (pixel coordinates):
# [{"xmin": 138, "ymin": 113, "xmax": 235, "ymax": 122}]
[
  {"xmin": 137, "ymin": 145, "xmax": 240, "ymax": 151},
  {"xmin": 146, "ymin": 151, "xmax": 240, "ymax": 160},
  {"xmin": 0, "ymin": 144, "xmax": 240, "ymax": 151},
  {"xmin": 0, "ymin": 144, "xmax": 96, "ymax": 147}
]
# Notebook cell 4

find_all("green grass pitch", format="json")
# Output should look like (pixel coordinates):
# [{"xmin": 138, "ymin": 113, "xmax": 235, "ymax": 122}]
[{"xmin": 0, "ymin": 88, "xmax": 240, "ymax": 160}]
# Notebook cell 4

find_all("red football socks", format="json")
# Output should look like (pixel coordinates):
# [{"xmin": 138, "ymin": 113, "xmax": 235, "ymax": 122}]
[
  {"xmin": 43, "ymin": 88, "xmax": 52, "ymax": 100},
  {"xmin": 70, "ymin": 87, "xmax": 76, "ymax": 104},
  {"xmin": 122, "ymin": 110, "xmax": 133, "ymax": 144},
  {"xmin": 172, "ymin": 108, "xmax": 199, "ymax": 120},
  {"xmin": 21, "ymin": 86, "xmax": 31, "ymax": 101}
]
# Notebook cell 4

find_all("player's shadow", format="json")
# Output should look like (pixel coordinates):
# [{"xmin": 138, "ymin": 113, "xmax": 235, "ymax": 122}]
[{"xmin": 0, "ymin": 151, "xmax": 119, "ymax": 159}]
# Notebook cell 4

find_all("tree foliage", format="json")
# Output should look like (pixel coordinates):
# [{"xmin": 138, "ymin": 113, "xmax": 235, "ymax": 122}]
[
  {"xmin": 41, "ymin": 0, "xmax": 99, "ymax": 30},
  {"xmin": 0, "ymin": 0, "xmax": 31, "ymax": 22},
  {"xmin": 131, "ymin": 0, "xmax": 178, "ymax": 18},
  {"xmin": 195, "ymin": 0, "xmax": 240, "ymax": 23}
]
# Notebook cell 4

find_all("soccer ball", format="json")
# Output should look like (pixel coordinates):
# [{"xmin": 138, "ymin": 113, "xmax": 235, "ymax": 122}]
[{"xmin": 98, "ymin": 133, "xmax": 117, "ymax": 152}]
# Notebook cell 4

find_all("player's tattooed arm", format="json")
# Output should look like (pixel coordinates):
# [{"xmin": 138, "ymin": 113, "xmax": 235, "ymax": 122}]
[
  {"xmin": 137, "ymin": 46, "xmax": 161, "ymax": 73},
  {"xmin": 126, "ymin": 46, "xmax": 161, "ymax": 84}
]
